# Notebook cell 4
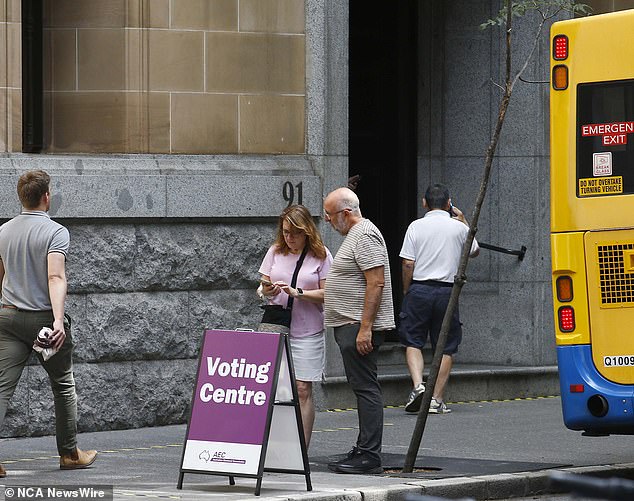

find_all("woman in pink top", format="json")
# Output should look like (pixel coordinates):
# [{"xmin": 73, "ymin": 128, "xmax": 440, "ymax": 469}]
[{"xmin": 259, "ymin": 205, "xmax": 333, "ymax": 447}]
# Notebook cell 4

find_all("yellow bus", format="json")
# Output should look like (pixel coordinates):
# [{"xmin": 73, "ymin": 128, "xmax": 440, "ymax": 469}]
[{"xmin": 551, "ymin": 8, "xmax": 634, "ymax": 435}]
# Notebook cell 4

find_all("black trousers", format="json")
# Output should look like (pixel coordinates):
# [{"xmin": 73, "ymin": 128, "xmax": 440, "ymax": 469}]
[{"xmin": 334, "ymin": 324, "xmax": 385, "ymax": 462}]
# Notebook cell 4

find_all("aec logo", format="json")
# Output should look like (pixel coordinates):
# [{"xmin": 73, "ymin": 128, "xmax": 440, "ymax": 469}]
[{"xmin": 198, "ymin": 449, "xmax": 228, "ymax": 462}]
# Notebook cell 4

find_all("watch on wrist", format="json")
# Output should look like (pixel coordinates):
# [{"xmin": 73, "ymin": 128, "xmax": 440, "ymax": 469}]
[{"xmin": 296, "ymin": 287, "xmax": 304, "ymax": 297}]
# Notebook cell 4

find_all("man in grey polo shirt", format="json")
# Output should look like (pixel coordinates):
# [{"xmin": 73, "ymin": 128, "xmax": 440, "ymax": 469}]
[
  {"xmin": 0, "ymin": 170, "xmax": 96, "ymax": 477},
  {"xmin": 323, "ymin": 187, "xmax": 395, "ymax": 474}
]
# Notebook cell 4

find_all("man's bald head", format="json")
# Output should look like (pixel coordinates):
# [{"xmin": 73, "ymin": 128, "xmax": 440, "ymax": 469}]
[{"xmin": 324, "ymin": 187, "xmax": 361, "ymax": 215}]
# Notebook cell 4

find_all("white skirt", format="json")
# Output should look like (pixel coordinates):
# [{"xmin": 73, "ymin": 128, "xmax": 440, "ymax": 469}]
[{"xmin": 289, "ymin": 330, "xmax": 325, "ymax": 382}]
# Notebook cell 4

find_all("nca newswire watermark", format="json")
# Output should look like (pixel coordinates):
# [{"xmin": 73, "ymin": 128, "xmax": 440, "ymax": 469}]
[{"xmin": 4, "ymin": 485, "xmax": 112, "ymax": 501}]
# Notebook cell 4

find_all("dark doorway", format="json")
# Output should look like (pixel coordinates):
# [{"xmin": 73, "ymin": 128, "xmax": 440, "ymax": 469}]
[
  {"xmin": 349, "ymin": 0, "xmax": 419, "ymax": 337},
  {"xmin": 22, "ymin": 0, "xmax": 43, "ymax": 153}
]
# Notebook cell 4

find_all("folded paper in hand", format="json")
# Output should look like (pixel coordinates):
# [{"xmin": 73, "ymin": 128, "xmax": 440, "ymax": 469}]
[{"xmin": 32, "ymin": 327, "xmax": 59, "ymax": 361}]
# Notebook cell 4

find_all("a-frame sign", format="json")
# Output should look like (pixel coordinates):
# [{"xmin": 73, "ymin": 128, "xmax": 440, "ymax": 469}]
[{"xmin": 178, "ymin": 329, "xmax": 312, "ymax": 496}]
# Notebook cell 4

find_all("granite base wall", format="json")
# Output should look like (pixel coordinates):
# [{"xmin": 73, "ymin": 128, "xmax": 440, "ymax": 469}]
[{"xmin": 1, "ymin": 221, "xmax": 271, "ymax": 438}]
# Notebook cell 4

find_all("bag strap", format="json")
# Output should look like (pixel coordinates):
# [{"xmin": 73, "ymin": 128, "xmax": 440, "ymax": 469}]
[{"xmin": 287, "ymin": 246, "xmax": 308, "ymax": 310}]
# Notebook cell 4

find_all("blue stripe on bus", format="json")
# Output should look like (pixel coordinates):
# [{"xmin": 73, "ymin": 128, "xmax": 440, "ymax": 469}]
[{"xmin": 557, "ymin": 345, "xmax": 634, "ymax": 432}]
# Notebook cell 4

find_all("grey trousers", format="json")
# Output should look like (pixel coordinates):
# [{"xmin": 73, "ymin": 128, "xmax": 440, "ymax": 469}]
[
  {"xmin": 334, "ymin": 324, "xmax": 385, "ymax": 462},
  {"xmin": 0, "ymin": 308, "xmax": 77, "ymax": 455}
]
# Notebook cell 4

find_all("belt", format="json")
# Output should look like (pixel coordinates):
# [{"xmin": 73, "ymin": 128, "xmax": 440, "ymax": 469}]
[
  {"xmin": 412, "ymin": 280, "xmax": 453, "ymax": 288},
  {"xmin": 1, "ymin": 305, "xmax": 50, "ymax": 314}
]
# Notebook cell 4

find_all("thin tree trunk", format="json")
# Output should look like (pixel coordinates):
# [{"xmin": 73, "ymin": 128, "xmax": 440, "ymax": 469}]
[{"xmin": 403, "ymin": 0, "xmax": 514, "ymax": 473}]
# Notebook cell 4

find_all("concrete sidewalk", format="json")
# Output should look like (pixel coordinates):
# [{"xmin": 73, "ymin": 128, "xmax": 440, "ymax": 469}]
[{"xmin": 2, "ymin": 396, "xmax": 634, "ymax": 500}]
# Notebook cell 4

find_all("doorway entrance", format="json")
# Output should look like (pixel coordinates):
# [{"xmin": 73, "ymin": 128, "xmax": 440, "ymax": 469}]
[
  {"xmin": 349, "ymin": 0, "xmax": 419, "ymax": 334},
  {"xmin": 22, "ymin": 0, "xmax": 43, "ymax": 153}
]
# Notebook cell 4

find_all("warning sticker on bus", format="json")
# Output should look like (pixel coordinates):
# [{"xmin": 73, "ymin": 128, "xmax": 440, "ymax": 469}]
[
  {"xmin": 581, "ymin": 121, "xmax": 634, "ymax": 145},
  {"xmin": 578, "ymin": 176, "xmax": 623, "ymax": 196},
  {"xmin": 604, "ymin": 355, "xmax": 634, "ymax": 367}
]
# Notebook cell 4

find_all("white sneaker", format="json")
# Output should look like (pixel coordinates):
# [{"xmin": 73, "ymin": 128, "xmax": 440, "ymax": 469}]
[
  {"xmin": 404, "ymin": 383, "xmax": 426, "ymax": 413},
  {"xmin": 429, "ymin": 397, "xmax": 451, "ymax": 414}
]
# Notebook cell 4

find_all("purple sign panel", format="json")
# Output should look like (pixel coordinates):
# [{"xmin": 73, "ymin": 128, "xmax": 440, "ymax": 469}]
[{"xmin": 187, "ymin": 330, "xmax": 281, "ymax": 445}]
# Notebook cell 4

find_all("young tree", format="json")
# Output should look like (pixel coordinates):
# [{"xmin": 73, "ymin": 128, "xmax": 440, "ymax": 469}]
[{"xmin": 403, "ymin": 0, "xmax": 590, "ymax": 472}]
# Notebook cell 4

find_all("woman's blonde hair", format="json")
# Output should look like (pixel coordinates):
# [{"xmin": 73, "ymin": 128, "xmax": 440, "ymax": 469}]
[{"xmin": 273, "ymin": 205, "xmax": 326, "ymax": 259}]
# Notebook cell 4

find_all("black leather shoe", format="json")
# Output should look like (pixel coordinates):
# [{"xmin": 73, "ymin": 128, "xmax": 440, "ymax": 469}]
[
  {"xmin": 331, "ymin": 451, "xmax": 383, "ymax": 474},
  {"xmin": 327, "ymin": 446, "xmax": 359, "ymax": 470}
]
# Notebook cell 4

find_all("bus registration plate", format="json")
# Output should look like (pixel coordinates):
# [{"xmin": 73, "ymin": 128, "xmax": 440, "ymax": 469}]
[{"xmin": 604, "ymin": 355, "xmax": 634, "ymax": 367}]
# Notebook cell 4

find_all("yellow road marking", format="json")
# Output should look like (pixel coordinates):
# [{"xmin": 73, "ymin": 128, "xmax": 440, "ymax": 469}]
[
  {"xmin": 0, "ymin": 444, "xmax": 183, "ymax": 464},
  {"xmin": 326, "ymin": 395, "xmax": 558, "ymax": 413}
]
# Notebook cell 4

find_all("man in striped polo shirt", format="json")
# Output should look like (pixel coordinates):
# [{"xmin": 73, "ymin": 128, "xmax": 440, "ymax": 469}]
[{"xmin": 323, "ymin": 187, "xmax": 395, "ymax": 474}]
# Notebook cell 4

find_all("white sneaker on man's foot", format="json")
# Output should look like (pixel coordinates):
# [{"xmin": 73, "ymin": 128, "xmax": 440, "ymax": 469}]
[
  {"xmin": 404, "ymin": 383, "xmax": 426, "ymax": 413},
  {"xmin": 428, "ymin": 397, "xmax": 451, "ymax": 414}
]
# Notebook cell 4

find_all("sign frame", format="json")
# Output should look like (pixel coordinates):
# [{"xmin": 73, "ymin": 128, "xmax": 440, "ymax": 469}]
[{"xmin": 177, "ymin": 329, "xmax": 312, "ymax": 496}]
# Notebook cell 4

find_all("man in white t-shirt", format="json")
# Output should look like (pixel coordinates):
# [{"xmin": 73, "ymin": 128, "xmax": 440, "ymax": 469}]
[{"xmin": 399, "ymin": 184, "xmax": 479, "ymax": 415}]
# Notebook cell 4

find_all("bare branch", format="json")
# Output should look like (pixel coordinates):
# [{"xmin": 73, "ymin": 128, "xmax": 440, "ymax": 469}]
[
  {"xmin": 490, "ymin": 78, "xmax": 506, "ymax": 92},
  {"xmin": 510, "ymin": 15, "xmax": 546, "ymax": 89},
  {"xmin": 511, "ymin": 3, "xmax": 569, "ymax": 90}
]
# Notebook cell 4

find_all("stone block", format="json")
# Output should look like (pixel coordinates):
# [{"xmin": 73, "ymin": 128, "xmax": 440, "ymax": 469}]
[
  {"xmin": 73, "ymin": 292, "xmax": 189, "ymax": 362},
  {"xmin": 517, "ymin": 470, "xmax": 554, "ymax": 497},
  {"xmin": 0, "ymin": 176, "xmax": 20, "ymax": 215},
  {"xmin": 0, "ymin": 172, "xmax": 322, "ymax": 219},
  {"xmin": 443, "ymin": 6, "xmax": 491, "ymax": 159},
  {"xmin": 422, "ymin": 476, "xmax": 488, "ymax": 500},
  {"xmin": 461, "ymin": 283, "xmax": 538, "ymax": 365},
  {"xmin": 1, "ymin": 359, "xmax": 196, "ymax": 438},
  {"xmin": 305, "ymin": 0, "xmax": 352, "ymax": 155},
  {"xmin": 496, "ymin": 157, "xmax": 549, "ymax": 283},
  {"xmin": 165, "ymin": 175, "xmax": 322, "ymax": 218},
  {"xmin": 65, "ymin": 222, "xmax": 275, "ymax": 294},
  {"xmin": 66, "ymin": 289, "xmax": 266, "ymax": 364},
  {"xmin": 53, "ymin": 175, "xmax": 166, "ymax": 218},
  {"xmin": 189, "ymin": 289, "xmax": 263, "ymax": 335},
  {"xmin": 481, "ymin": 472, "xmax": 530, "ymax": 499},
  {"xmin": 132, "ymin": 223, "xmax": 271, "ymax": 291},
  {"xmin": 357, "ymin": 484, "xmax": 422, "ymax": 501},
  {"xmin": 66, "ymin": 224, "xmax": 137, "ymax": 293},
  {"xmin": 75, "ymin": 359, "xmax": 196, "ymax": 432}
]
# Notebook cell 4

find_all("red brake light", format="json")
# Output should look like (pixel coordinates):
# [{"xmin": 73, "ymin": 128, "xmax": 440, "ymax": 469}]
[
  {"xmin": 553, "ymin": 35, "xmax": 568, "ymax": 60},
  {"xmin": 558, "ymin": 306, "xmax": 575, "ymax": 332},
  {"xmin": 570, "ymin": 384, "xmax": 584, "ymax": 393}
]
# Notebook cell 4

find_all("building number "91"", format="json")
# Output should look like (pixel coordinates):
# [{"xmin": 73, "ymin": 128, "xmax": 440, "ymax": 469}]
[{"xmin": 283, "ymin": 181, "xmax": 303, "ymax": 207}]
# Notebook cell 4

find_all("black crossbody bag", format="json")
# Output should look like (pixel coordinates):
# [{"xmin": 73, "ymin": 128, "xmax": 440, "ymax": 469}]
[{"xmin": 258, "ymin": 247, "xmax": 308, "ymax": 334}]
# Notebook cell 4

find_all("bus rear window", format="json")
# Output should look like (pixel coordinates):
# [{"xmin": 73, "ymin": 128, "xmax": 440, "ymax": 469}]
[{"xmin": 577, "ymin": 80, "xmax": 634, "ymax": 197}]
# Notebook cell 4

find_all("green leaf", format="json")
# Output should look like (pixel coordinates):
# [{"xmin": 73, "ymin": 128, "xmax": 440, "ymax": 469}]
[{"xmin": 480, "ymin": 0, "xmax": 592, "ymax": 30}]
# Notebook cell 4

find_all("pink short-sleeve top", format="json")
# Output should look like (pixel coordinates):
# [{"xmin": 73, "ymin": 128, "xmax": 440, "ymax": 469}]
[{"xmin": 259, "ymin": 245, "xmax": 333, "ymax": 338}]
